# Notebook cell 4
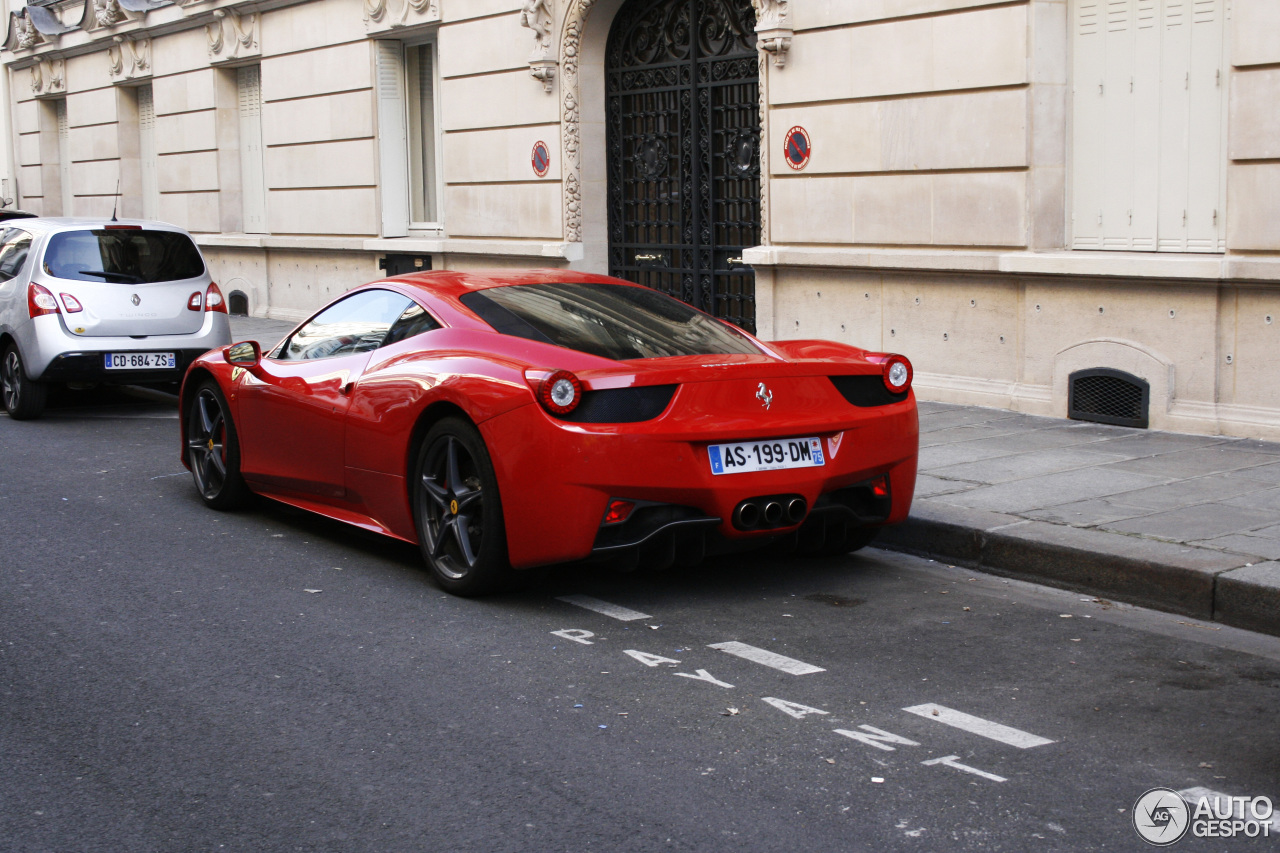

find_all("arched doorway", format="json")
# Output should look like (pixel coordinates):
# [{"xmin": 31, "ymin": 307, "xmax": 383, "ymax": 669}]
[{"xmin": 605, "ymin": 0, "xmax": 760, "ymax": 332}]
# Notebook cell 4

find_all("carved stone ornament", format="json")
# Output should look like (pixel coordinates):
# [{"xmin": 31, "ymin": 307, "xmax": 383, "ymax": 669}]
[
  {"xmin": 206, "ymin": 9, "xmax": 259, "ymax": 62},
  {"xmin": 15, "ymin": 15, "xmax": 41, "ymax": 50},
  {"xmin": 108, "ymin": 35, "xmax": 151, "ymax": 80},
  {"xmin": 521, "ymin": 0, "xmax": 557, "ymax": 92},
  {"xmin": 751, "ymin": 0, "xmax": 791, "ymax": 67},
  {"xmin": 30, "ymin": 58, "xmax": 67, "ymax": 96},
  {"xmin": 94, "ymin": 0, "xmax": 123, "ymax": 29},
  {"xmin": 362, "ymin": 0, "xmax": 439, "ymax": 33}
]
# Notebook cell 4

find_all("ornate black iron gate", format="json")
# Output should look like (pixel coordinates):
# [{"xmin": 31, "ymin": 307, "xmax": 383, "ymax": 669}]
[{"xmin": 606, "ymin": 0, "xmax": 760, "ymax": 332}]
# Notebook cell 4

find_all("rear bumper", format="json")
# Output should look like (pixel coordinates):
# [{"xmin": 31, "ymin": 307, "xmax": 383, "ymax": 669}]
[
  {"xmin": 17, "ymin": 312, "xmax": 231, "ymax": 383},
  {"xmin": 38, "ymin": 348, "xmax": 217, "ymax": 384},
  {"xmin": 481, "ymin": 396, "xmax": 919, "ymax": 570}
]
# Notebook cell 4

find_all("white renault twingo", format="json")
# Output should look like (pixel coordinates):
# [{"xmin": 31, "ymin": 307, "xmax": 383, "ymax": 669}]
[{"xmin": 0, "ymin": 218, "xmax": 231, "ymax": 419}]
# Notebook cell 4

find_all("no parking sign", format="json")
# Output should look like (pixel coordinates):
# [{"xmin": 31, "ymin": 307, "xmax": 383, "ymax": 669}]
[
  {"xmin": 783, "ymin": 126, "xmax": 811, "ymax": 171},
  {"xmin": 532, "ymin": 141, "xmax": 551, "ymax": 177}
]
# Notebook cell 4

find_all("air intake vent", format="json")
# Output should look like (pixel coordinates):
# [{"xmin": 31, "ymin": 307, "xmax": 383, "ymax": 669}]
[{"xmin": 1068, "ymin": 368, "xmax": 1149, "ymax": 428}]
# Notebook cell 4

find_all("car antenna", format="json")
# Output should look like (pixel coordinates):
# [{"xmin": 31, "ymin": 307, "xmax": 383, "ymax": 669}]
[{"xmin": 111, "ymin": 178, "xmax": 120, "ymax": 222}]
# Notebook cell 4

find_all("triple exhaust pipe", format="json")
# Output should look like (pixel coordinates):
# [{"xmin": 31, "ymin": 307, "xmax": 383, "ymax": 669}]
[{"xmin": 732, "ymin": 494, "xmax": 807, "ymax": 531}]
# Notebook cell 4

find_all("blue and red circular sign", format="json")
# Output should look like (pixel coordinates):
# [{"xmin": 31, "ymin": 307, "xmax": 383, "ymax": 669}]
[
  {"xmin": 531, "ymin": 141, "xmax": 551, "ymax": 177},
  {"xmin": 783, "ymin": 126, "xmax": 811, "ymax": 171}
]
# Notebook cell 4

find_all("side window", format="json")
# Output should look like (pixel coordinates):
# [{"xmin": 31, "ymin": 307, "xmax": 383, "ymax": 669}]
[
  {"xmin": 279, "ymin": 289, "xmax": 413, "ymax": 361},
  {"xmin": 382, "ymin": 301, "xmax": 440, "ymax": 347},
  {"xmin": 0, "ymin": 229, "xmax": 33, "ymax": 282}
]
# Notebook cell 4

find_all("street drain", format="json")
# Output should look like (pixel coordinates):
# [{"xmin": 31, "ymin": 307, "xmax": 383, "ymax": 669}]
[{"xmin": 805, "ymin": 593, "xmax": 865, "ymax": 607}]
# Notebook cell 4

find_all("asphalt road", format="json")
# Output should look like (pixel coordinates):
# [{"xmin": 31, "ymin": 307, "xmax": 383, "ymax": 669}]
[{"xmin": 2, "ymin": 386, "xmax": 1279, "ymax": 852}]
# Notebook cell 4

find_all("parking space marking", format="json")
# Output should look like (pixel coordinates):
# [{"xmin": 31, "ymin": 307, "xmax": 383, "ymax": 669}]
[
  {"xmin": 556, "ymin": 595, "xmax": 651, "ymax": 621},
  {"xmin": 903, "ymin": 704, "xmax": 1054, "ymax": 749},
  {"xmin": 708, "ymin": 641, "xmax": 825, "ymax": 675}
]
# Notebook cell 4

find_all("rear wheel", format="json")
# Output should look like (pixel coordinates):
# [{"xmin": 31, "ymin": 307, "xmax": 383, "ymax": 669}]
[
  {"xmin": 186, "ymin": 381, "xmax": 249, "ymax": 509},
  {"xmin": 412, "ymin": 418, "xmax": 510, "ymax": 596},
  {"xmin": 1, "ymin": 344, "xmax": 47, "ymax": 420}
]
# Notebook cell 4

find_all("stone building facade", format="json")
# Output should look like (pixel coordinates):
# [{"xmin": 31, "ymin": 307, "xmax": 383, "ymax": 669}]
[{"xmin": 3, "ymin": 0, "xmax": 1279, "ymax": 439}]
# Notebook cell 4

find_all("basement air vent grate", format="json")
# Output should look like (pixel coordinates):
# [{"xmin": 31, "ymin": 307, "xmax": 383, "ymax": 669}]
[{"xmin": 1068, "ymin": 368, "xmax": 1149, "ymax": 429}]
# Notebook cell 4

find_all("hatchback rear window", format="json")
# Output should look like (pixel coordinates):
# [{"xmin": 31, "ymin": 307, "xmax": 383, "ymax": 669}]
[
  {"xmin": 460, "ymin": 282, "xmax": 761, "ymax": 361},
  {"xmin": 43, "ymin": 229, "xmax": 205, "ymax": 284}
]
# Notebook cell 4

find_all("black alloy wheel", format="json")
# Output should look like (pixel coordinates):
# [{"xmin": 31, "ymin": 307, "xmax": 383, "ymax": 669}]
[
  {"xmin": 186, "ymin": 381, "xmax": 249, "ymax": 509},
  {"xmin": 1, "ymin": 344, "xmax": 48, "ymax": 420},
  {"xmin": 413, "ymin": 417, "xmax": 510, "ymax": 595}
]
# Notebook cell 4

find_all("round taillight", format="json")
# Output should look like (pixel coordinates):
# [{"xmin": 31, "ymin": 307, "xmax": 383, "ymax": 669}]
[
  {"xmin": 539, "ymin": 370, "xmax": 582, "ymax": 415},
  {"xmin": 883, "ymin": 355, "xmax": 912, "ymax": 393}
]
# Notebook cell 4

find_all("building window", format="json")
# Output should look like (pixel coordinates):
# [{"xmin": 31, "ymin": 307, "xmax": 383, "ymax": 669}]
[
  {"xmin": 237, "ymin": 65, "xmax": 268, "ymax": 234},
  {"xmin": 1070, "ymin": 0, "xmax": 1228, "ymax": 253},
  {"xmin": 376, "ymin": 39, "xmax": 440, "ymax": 237},
  {"xmin": 137, "ymin": 84, "xmax": 160, "ymax": 221}
]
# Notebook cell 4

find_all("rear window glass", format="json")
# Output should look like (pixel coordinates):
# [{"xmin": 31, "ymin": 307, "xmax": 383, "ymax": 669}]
[
  {"xmin": 460, "ymin": 282, "xmax": 760, "ymax": 360},
  {"xmin": 43, "ymin": 229, "xmax": 205, "ymax": 284}
]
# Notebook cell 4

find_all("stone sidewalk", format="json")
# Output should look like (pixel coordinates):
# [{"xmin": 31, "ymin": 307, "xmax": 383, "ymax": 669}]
[
  {"xmin": 228, "ymin": 316, "xmax": 1280, "ymax": 637},
  {"xmin": 879, "ymin": 401, "xmax": 1280, "ymax": 637}
]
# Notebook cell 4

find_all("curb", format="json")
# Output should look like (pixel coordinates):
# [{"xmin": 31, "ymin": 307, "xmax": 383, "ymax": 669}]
[{"xmin": 876, "ymin": 499, "xmax": 1280, "ymax": 638}]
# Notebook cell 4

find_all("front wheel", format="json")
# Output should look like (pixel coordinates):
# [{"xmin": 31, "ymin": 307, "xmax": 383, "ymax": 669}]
[
  {"xmin": 412, "ymin": 418, "xmax": 510, "ymax": 596},
  {"xmin": 1, "ymin": 344, "xmax": 48, "ymax": 420},
  {"xmin": 186, "ymin": 381, "xmax": 250, "ymax": 509}
]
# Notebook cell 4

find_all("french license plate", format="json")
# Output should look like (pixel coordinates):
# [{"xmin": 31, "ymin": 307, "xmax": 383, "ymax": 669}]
[
  {"xmin": 103, "ymin": 352, "xmax": 176, "ymax": 370},
  {"xmin": 708, "ymin": 437, "xmax": 825, "ymax": 475}
]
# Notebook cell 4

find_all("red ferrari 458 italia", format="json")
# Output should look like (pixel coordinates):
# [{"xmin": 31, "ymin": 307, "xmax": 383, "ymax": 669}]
[{"xmin": 180, "ymin": 269, "xmax": 918, "ymax": 595}]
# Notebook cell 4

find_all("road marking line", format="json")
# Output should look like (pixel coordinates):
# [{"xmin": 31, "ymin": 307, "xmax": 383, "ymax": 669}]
[
  {"xmin": 674, "ymin": 669, "xmax": 734, "ymax": 688},
  {"xmin": 902, "ymin": 704, "xmax": 1055, "ymax": 749},
  {"xmin": 834, "ymin": 725, "xmax": 920, "ymax": 752},
  {"xmin": 922, "ymin": 755, "xmax": 1007, "ymax": 783},
  {"xmin": 763, "ymin": 697, "xmax": 829, "ymax": 719},
  {"xmin": 1179, "ymin": 787, "xmax": 1280, "ymax": 831},
  {"xmin": 550, "ymin": 629, "xmax": 595, "ymax": 645},
  {"xmin": 708, "ymin": 641, "xmax": 825, "ymax": 675},
  {"xmin": 556, "ymin": 595, "xmax": 651, "ymax": 621}
]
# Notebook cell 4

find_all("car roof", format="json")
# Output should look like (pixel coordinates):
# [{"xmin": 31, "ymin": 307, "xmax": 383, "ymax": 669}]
[
  {"xmin": 355, "ymin": 269, "xmax": 653, "ymax": 333},
  {"xmin": 377, "ymin": 268, "xmax": 639, "ymax": 300},
  {"xmin": 1, "ymin": 217, "xmax": 193, "ymax": 236}
]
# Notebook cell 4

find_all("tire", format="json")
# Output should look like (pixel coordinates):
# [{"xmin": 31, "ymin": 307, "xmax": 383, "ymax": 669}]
[
  {"xmin": 186, "ymin": 381, "xmax": 250, "ymax": 509},
  {"xmin": 1, "ymin": 344, "xmax": 48, "ymax": 420},
  {"xmin": 412, "ymin": 417, "xmax": 510, "ymax": 596}
]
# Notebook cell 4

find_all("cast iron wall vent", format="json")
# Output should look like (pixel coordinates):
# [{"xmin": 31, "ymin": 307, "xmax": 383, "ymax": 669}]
[{"xmin": 1068, "ymin": 368, "xmax": 1149, "ymax": 429}]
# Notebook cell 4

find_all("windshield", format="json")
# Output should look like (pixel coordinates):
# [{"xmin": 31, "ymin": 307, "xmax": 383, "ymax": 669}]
[
  {"xmin": 43, "ymin": 229, "xmax": 206, "ymax": 284},
  {"xmin": 460, "ymin": 282, "xmax": 761, "ymax": 360}
]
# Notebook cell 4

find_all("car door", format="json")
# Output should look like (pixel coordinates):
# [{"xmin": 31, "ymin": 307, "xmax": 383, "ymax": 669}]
[{"xmin": 236, "ymin": 288, "xmax": 413, "ymax": 500}]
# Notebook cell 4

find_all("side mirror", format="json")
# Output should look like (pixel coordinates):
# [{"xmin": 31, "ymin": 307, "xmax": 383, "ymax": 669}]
[{"xmin": 226, "ymin": 340, "xmax": 261, "ymax": 366}]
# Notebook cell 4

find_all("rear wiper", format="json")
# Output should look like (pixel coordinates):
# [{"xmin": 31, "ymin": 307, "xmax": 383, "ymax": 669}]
[{"xmin": 77, "ymin": 270, "xmax": 146, "ymax": 283}]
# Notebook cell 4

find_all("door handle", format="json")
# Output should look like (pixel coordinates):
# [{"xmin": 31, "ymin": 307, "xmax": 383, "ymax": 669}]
[
  {"xmin": 727, "ymin": 256, "xmax": 744, "ymax": 265},
  {"xmin": 635, "ymin": 253, "xmax": 661, "ymax": 262}
]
